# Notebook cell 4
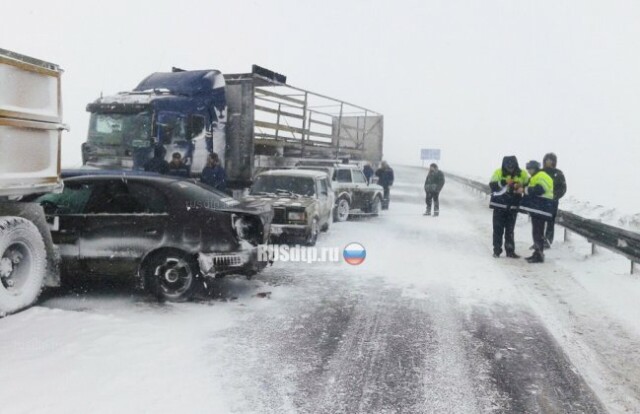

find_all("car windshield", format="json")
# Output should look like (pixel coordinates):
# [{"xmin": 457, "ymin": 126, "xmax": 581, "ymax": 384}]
[
  {"xmin": 171, "ymin": 180, "xmax": 240, "ymax": 209},
  {"xmin": 251, "ymin": 175, "xmax": 316, "ymax": 197},
  {"xmin": 87, "ymin": 112, "xmax": 152, "ymax": 148}
]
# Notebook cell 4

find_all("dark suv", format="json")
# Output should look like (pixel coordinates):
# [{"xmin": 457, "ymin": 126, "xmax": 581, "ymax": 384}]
[{"xmin": 32, "ymin": 172, "xmax": 272, "ymax": 301}]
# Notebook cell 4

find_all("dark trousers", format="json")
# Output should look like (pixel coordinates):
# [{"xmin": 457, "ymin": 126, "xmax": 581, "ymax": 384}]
[
  {"xmin": 493, "ymin": 208, "xmax": 518, "ymax": 254},
  {"xmin": 532, "ymin": 216, "xmax": 546, "ymax": 253},
  {"xmin": 544, "ymin": 202, "xmax": 559, "ymax": 244},
  {"xmin": 382, "ymin": 186, "xmax": 390, "ymax": 210},
  {"xmin": 426, "ymin": 191, "xmax": 440, "ymax": 213},
  {"xmin": 544, "ymin": 219, "xmax": 555, "ymax": 244}
]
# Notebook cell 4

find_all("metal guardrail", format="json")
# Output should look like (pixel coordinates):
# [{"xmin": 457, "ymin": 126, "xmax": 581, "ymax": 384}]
[{"xmin": 446, "ymin": 172, "xmax": 640, "ymax": 274}]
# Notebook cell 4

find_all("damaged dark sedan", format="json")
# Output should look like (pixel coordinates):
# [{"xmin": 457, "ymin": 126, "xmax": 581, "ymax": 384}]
[{"xmin": 32, "ymin": 172, "xmax": 272, "ymax": 301}]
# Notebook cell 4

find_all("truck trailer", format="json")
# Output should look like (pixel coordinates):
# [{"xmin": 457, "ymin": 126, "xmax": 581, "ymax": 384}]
[
  {"xmin": 0, "ymin": 48, "xmax": 66, "ymax": 315},
  {"xmin": 81, "ymin": 65, "xmax": 383, "ymax": 193}
]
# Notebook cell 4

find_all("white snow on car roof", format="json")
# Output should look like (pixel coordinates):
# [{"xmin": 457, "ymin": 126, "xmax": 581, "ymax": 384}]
[{"xmin": 257, "ymin": 169, "xmax": 328, "ymax": 178}]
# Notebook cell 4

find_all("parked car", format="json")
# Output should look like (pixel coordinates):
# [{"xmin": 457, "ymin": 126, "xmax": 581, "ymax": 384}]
[
  {"xmin": 246, "ymin": 169, "xmax": 334, "ymax": 246},
  {"xmin": 296, "ymin": 163, "xmax": 384, "ymax": 222},
  {"xmin": 29, "ymin": 172, "xmax": 272, "ymax": 301}
]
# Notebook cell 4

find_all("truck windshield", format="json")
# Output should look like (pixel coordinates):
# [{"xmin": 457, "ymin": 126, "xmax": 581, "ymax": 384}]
[
  {"xmin": 251, "ymin": 176, "xmax": 316, "ymax": 197},
  {"xmin": 87, "ymin": 112, "xmax": 152, "ymax": 148}
]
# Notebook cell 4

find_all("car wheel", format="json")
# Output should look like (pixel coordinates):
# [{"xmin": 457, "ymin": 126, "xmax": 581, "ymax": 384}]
[
  {"xmin": 0, "ymin": 217, "xmax": 46, "ymax": 316},
  {"xmin": 370, "ymin": 196, "xmax": 382, "ymax": 216},
  {"xmin": 305, "ymin": 218, "xmax": 319, "ymax": 246},
  {"xmin": 334, "ymin": 198, "xmax": 350, "ymax": 222},
  {"xmin": 143, "ymin": 250, "xmax": 199, "ymax": 302}
]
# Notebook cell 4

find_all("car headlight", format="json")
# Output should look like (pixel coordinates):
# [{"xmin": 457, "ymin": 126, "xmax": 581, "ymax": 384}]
[
  {"xmin": 232, "ymin": 214, "xmax": 248, "ymax": 239},
  {"xmin": 287, "ymin": 211, "xmax": 306, "ymax": 221}
]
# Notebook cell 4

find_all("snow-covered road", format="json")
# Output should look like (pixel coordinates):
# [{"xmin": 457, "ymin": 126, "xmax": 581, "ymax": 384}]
[{"xmin": 1, "ymin": 166, "xmax": 639, "ymax": 413}]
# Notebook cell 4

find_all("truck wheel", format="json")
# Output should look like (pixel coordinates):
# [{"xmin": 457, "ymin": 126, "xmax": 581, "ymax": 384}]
[
  {"xmin": 320, "ymin": 218, "xmax": 330, "ymax": 232},
  {"xmin": 334, "ymin": 199, "xmax": 350, "ymax": 222},
  {"xmin": 305, "ymin": 218, "xmax": 319, "ymax": 246},
  {"xmin": 143, "ymin": 250, "xmax": 199, "ymax": 302},
  {"xmin": 369, "ymin": 196, "xmax": 382, "ymax": 217},
  {"xmin": 0, "ymin": 217, "xmax": 46, "ymax": 316}
]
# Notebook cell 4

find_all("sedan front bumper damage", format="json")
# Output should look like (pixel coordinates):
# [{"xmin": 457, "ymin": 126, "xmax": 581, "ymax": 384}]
[{"xmin": 198, "ymin": 244, "xmax": 268, "ymax": 279}]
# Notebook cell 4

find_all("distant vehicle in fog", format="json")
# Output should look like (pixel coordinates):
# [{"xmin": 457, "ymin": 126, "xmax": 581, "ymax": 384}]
[{"xmin": 31, "ymin": 172, "xmax": 272, "ymax": 302}]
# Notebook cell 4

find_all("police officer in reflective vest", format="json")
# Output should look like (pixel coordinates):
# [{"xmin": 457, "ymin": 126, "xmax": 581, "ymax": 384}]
[
  {"xmin": 517, "ymin": 160, "xmax": 554, "ymax": 263},
  {"xmin": 489, "ymin": 156, "xmax": 529, "ymax": 258}
]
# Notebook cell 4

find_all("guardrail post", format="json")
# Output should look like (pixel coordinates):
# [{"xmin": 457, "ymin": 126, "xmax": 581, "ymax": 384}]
[
  {"xmin": 563, "ymin": 228, "xmax": 570, "ymax": 242},
  {"xmin": 632, "ymin": 261, "xmax": 637, "ymax": 275},
  {"xmin": 591, "ymin": 243, "xmax": 597, "ymax": 255}
]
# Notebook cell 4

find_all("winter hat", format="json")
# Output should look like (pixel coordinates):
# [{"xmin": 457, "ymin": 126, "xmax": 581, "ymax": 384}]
[
  {"xmin": 543, "ymin": 152, "xmax": 557, "ymax": 167},
  {"xmin": 526, "ymin": 160, "xmax": 541, "ymax": 170},
  {"xmin": 430, "ymin": 163, "xmax": 438, "ymax": 168}
]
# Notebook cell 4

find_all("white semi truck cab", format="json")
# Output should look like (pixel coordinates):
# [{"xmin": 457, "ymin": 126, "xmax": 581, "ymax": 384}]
[{"xmin": 0, "ymin": 48, "xmax": 66, "ymax": 315}]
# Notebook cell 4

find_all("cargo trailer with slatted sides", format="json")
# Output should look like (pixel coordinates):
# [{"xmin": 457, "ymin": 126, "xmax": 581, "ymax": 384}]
[{"xmin": 81, "ymin": 65, "xmax": 383, "ymax": 196}]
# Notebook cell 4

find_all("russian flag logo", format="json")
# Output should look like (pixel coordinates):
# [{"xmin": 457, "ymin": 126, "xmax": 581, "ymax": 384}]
[{"xmin": 343, "ymin": 242, "xmax": 366, "ymax": 265}]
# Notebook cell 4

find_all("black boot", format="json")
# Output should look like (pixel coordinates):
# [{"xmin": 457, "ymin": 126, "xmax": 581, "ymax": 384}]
[
  {"xmin": 434, "ymin": 211, "xmax": 439, "ymax": 217},
  {"xmin": 493, "ymin": 249, "xmax": 501, "ymax": 258},
  {"xmin": 424, "ymin": 209, "xmax": 431, "ymax": 216},
  {"xmin": 506, "ymin": 252, "xmax": 520, "ymax": 259},
  {"xmin": 526, "ymin": 251, "xmax": 544, "ymax": 263}
]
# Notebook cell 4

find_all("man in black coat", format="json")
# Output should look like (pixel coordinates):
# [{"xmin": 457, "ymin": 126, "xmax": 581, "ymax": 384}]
[
  {"xmin": 424, "ymin": 163, "xmax": 445, "ymax": 216},
  {"xmin": 542, "ymin": 152, "xmax": 567, "ymax": 247},
  {"xmin": 375, "ymin": 161, "xmax": 394, "ymax": 210},
  {"xmin": 143, "ymin": 144, "xmax": 170, "ymax": 175}
]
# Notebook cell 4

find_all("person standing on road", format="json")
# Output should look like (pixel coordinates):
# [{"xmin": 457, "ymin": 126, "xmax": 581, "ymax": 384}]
[
  {"xmin": 363, "ymin": 163, "xmax": 374, "ymax": 184},
  {"xmin": 517, "ymin": 160, "xmax": 554, "ymax": 263},
  {"xmin": 143, "ymin": 144, "xmax": 170, "ymax": 175},
  {"xmin": 489, "ymin": 156, "xmax": 529, "ymax": 258},
  {"xmin": 424, "ymin": 163, "xmax": 445, "ymax": 216},
  {"xmin": 542, "ymin": 153, "xmax": 567, "ymax": 247},
  {"xmin": 201, "ymin": 152, "xmax": 228, "ymax": 193},
  {"xmin": 375, "ymin": 161, "xmax": 395, "ymax": 210}
]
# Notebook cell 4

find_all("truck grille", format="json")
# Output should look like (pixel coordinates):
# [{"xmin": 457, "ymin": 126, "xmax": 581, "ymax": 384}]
[{"xmin": 273, "ymin": 207, "xmax": 286, "ymax": 224}]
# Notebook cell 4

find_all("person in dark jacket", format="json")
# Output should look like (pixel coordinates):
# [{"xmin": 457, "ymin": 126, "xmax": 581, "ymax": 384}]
[
  {"xmin": 375, "ymin": 161, "xmax": 394, "ymax": 210},
  {"xmin": 424, "ymin": 163, "xmax": 445, "ymax": 216},
  {"xmin": 143, "ymin": 144, "xmax": 170, "ymax": 175},
  {"xmin": 489, "ymin": 156, "xmax": 529, "ymax": 258},
  {"xmin": 363, "ymin": 163, "xmax": 374, "ymax": 184},
  {"xmin": 542, "ymin": 152, "xmax": 566, "ymax": 247},
  {"xmin": 168, "ymin": 152, "xmax": 189, "ymax": 177},
  {"xmin": 201, "ymin": 152, "xmax": 227, "ymax": 192}
]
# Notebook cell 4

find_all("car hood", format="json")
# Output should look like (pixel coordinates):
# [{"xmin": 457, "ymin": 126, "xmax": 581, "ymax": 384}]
[
  {"xmin": 241, "ymin": 194, "xmax": 317, "ymax": 209},
  {"xmin": 215, "ymin": 197, "xmax": 273, "ymax": 218}
]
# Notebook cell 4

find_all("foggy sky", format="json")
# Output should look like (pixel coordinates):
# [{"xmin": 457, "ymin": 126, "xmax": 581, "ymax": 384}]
[{"xmin": 3, "ymin": 0, "xmax": 640, "ymax": 209}]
